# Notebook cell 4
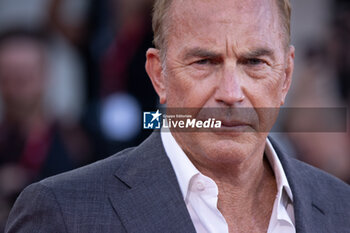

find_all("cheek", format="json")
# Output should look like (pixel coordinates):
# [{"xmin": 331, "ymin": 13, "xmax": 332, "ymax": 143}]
[
  {"xmin": 242, "ymin": 72, "xmax": 284, "ymax": 131},
  {"xmin": 269, "ymin": 77, "xmax": 285, "ymax": 105},
  {"xmin": 165, "ymin": 69, "xmax": 217, "ymax": 108},
  {"xmin": 243, "ymin": 70, "xmax": 284, "ymax": 107}
]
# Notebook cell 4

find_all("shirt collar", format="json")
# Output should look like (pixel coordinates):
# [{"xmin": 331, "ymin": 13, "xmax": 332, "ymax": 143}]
[
  {"xmin": 265, "ymin": 138, "xmax": 293, "ymax": 202},
  {"xmin": 161, "ymin": 128, "xmax": 200, "ymax": 199},
  {"xmin": 265, "ymin": 138, "xmax": 294, "ymax": 225}
]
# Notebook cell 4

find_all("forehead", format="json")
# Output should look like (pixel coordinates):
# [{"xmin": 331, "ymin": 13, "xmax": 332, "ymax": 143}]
[
  {"xmin": 167, "ymin": 0, "xmax": 283, "ymax": 53},
  {"xmin": 172, "ymin": 0, "xmax": 276, "ymax": 18},
  {"xmin": 0, "ymin": 39, "xmax": 44, "ymax": 63}
]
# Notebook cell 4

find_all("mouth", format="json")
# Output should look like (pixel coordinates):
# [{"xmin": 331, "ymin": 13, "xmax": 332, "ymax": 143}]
[{"xmin": 215, "ymin": 119, "xmax": 254, "ymax": 132}]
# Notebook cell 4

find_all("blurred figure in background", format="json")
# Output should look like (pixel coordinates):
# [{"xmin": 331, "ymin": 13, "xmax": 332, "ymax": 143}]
[
  {"xmin": 281, "ymin": 0, "xmax": 350, "ymax": 184},
  {"xmin": 0, "ymin": 29, "xmax": 92, "ymax": 230},
  {"xmin": 283, "ymin": 44, "xmax": 350, "ymax": 182},
  {"xmin": 332, "ymin": 0, "xmax": 350, "ymax": 105},
  {"xmin": 83, "ymin": 0, "xmax": 158, "ymax": 157}
]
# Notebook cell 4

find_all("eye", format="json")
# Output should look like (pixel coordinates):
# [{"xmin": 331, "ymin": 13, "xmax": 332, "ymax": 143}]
[
  {"xmin": 245, "ymin": 58, "xmax": 265, "ymax": 65},
  {"xmin": 192, "ymin": 58, "xmax": 222, "ymax": 66},
  {"xmin": 194, "ymin": 59, "xmax": 210, "ymax": 65},
  {"xmin": 241, "ymin": 58, "xmax": 268, "ymax": 66}
]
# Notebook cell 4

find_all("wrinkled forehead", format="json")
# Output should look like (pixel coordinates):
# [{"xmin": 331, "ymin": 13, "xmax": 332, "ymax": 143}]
[
  {"xmin": 171, "ymin": 0, "xmax": 276, "ymax": 18},
  {"xmin": 167, "ymin": 0, "xmax": 283, "ymax": 49}
]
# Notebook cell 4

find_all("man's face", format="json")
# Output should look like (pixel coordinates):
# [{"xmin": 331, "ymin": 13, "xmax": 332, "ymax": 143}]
[
  {"xmin": 146, "ymin": 0, "xmax": 294, "ymax": 167},
  {"xmin": 0, "ymin": 40, "xmax": 46, "ymax": 110}
]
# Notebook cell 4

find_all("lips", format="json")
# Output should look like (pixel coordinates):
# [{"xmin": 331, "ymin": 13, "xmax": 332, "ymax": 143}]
[
  {"xmin": 220, "ymin": 119, "xmax": 252, "ymax": 128},
  {"xmin": 213, "ymin": 120, "xmax": 253, "ymax": 133}
]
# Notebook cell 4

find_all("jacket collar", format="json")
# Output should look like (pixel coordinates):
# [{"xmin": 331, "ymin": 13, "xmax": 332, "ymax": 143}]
[
  {"xmin": 110, "ymin": 132, "xmax": 196, "ymax": 233},
  {"xmin": 269, "ymin": 137, "xmax": 331, "ymax": 233}
]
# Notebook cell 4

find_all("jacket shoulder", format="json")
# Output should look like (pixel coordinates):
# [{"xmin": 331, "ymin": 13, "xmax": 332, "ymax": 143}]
[
  {"xmin": 39, "ymin": 146, "xmax": 135, "ymax": 190},
  {"xmin": 289, "ymin": 157, "xmax": 350, "ymax": 201},
  {"xmin": 5, "ymin": 147, "xmax": 137, "ymax": 233}
]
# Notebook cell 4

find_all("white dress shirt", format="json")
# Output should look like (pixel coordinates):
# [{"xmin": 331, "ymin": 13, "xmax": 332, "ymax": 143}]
[{"xmin": 161, "ymin": 129, "xmax": 295, "ymax": 233}]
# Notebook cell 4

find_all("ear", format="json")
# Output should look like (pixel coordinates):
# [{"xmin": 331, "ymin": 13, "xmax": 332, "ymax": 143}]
[
  {"xmin": 145, "ymin": 48, "xmax": 167, "ymax": 104},
  {"xmin": 280, "ymin": 45, "xmax": 295, "ymax": 105}
]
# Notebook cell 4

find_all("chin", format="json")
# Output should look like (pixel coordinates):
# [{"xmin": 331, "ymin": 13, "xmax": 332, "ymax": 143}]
[
  {"xmin": 174, "ymin": 130, "xmax": 267, "ymax": 165},
  {"xmin": 191, "ymin": 132, "xmax": 264, "ymax": 163},
  {"xmin": 208, "ymin": 139, "xmax": 254, "ymax": 163}
]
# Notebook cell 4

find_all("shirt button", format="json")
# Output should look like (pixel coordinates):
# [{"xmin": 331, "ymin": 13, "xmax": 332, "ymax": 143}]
[{"xmin": 196, "ymin": 181, "xmax": 205, "ymax": 191}]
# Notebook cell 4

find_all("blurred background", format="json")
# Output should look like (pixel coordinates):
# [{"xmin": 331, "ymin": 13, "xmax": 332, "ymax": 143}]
[{"xmin": 0, "ymin": 0, "xmax": 349, "ymax": 230}]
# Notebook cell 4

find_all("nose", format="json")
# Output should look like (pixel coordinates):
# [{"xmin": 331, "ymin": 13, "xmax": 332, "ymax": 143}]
[{"xmin": 214, "ymin": 65, "xmax": 245, "ymax": 106}]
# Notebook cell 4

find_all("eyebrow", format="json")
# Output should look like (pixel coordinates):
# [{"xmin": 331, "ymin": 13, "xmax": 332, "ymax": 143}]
[
  {"xmin": 183, "ymin": 47, "xmax": 221, "ymax": 60},
  {"xmin": 242, "ymin": 48, "xmax": 275, "ymax": 59},
  {"xmin": 182, "ymin": 47, "xmax": 276, "ymax": 61}
]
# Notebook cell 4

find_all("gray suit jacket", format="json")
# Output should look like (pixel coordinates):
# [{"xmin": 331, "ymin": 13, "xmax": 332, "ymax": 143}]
[{"xmin": 5, "ymin": 132, "xmax": 350, "ymax": 233}]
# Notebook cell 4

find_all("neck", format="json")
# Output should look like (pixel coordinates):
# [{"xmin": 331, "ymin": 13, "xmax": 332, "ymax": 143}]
[
  {"xmin": 211, "ymin": 155, "xmax": 275, "ymax": 205},
  {"xmin": 190, "ymin": 143, "xmax": 276, "ymax": 231},
  {"xmin": 214, "ymin": 156, "xmax": 277, "ymax": 232}
]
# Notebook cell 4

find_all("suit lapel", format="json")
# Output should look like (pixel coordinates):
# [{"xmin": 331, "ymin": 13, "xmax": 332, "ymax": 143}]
[
  {"xmin": 270, "ymin": 138, "xmax": 331, "ymax": 233},
  {"xmin": 109, "ymin": 132, "xmax": 196, "ymax": 233}
]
